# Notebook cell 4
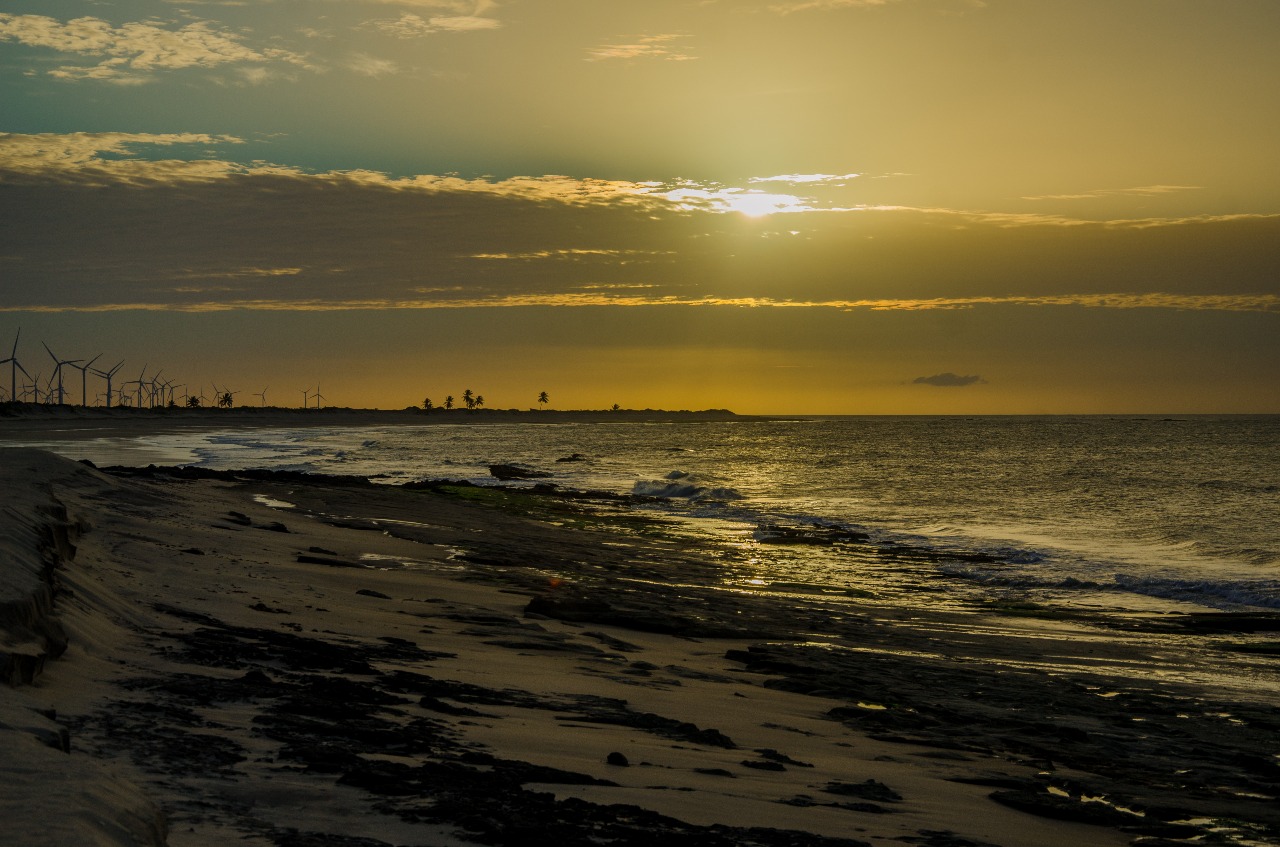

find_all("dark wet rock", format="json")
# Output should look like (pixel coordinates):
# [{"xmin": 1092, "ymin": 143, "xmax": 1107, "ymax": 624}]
[
  {"xmin": 271, "ymin": 829, "xmax": 396, "ymax": 847},
  {"xmin": 754, "ymin": 524, "xmax": 870, "ymax": 545},
  {"xmin": 181, "ymin": 547, "xmax": 205, "ymax": 555},
  {"xmin": 726, "ymin": 639, "xmax": 1280, "ymax": 840},
  {"xmin": 489, "ymin": 463, "xmax": 552, "ymax": 480},
  {"xmin": 296, "ymin": 554, "xmax": 367, "ymax": 569},
  {"xmin": 989, "ymin": 789, "xmax": 1141, "ymax": 827},
  {"xmin": 156, "ymin": 617, "xmax": 447, "ymax": 674},
  {"xmin": 308, "ymin": 546, "xmax": 338, "ymax": 555},
  {"xmin": 525, "ymin": 590, "xmax": 780, "ymax": 639},
  {"xmin": 694, "ymin": 768, "xmax": 735, "ymax": 778},
  {"xmin": 250, "ymin": 602, "xmax": 290, "ymax": 614},
  {"xmin": 584, "ymin": 630, "xmax": 643, "ymax": 652},
  {"xmin": 779, "ymin": 796, "xmax": 891, "ymax": 814},
  {"xmin": 945, "ymin": 774, "xmax": 1039, "ymax": 791},
  {"xmin": 606, "ymin": 751, "xmax": 630, "ymax": 766},
  {"xmin": 525, "ymin": 593, "xmax": 614, "ymax": 622},
  {"xmin": 559, "ymin": 705, "xmax": 736, "ymax": 749},
  {"xmin": 742, "ymin": 760, "xmax": 786, "ymax": 771},
  {"xmin": 483, "ymin": 636, "xmax": 604, "ymax": 655},
  {"xmin": 260, "ymin": 521, "xmax": 290, "ymax": 533},
  {"xmin": 824, "ymin": 780, "xmax": 903, "ymax": 802},
  {"xmin": 555, "ymin": 453, "xmax": 588, "ymax": 463},
  {"xmin": 1169, "ymin": 612, "xmax": 1280, "ymax": 634},
  {"xmin": 756, "ymin": 749, "xmax": 814, "ymax": 768},
  {"xmin": 226, "ymin": 511, "xmax": 252, "ymax": 525},
  {"xmin": 355, "ymin": 589, "xmax": 391, "ymax": 600}
]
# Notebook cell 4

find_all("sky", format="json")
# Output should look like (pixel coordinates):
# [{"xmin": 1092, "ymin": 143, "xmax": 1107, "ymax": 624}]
[{"xmin": 1, "ymin": 0, "xmax": 1278, "ymax": 414}]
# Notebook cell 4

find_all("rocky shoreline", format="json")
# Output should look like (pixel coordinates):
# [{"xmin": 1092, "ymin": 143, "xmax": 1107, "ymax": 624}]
[{"xmin": 2, "ymin": 449, "xmax": 1278, "ymax": 847}]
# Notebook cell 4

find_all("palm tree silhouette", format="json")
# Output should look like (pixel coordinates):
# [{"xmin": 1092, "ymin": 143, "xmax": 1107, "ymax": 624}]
[
  {"xmin": 474, "ymin": 395, "xmax": 485, "ymax": 409},
  {"xmin": 462, "ymin": 389, "xmax": 475, "ymax": 410},
  {"xmin": 444, "ymin": 395, "xmax": 454, "ymax": 410},
  {"xmin": 537, "ymin": 391, "xmax": 549, "ymax": 409},
  {"xmin": 423, "ymin": 398, "xmax": 433, "ymax": 413}
]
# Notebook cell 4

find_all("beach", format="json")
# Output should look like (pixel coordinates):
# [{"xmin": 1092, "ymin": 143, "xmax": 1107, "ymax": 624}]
[{"xmin": 2, "ymin": 440, "xmax": 1279, "ymax": 847}]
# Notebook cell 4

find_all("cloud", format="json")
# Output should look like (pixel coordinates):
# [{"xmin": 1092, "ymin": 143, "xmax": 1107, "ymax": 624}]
[
  {"xmin": 0, "ymin": 13, "xmax": 311, "ymax": 82},
  {"xmin": 347, "ymin": 53, "xmax": 399, "ymax": 77},
  {"xmin": 913, "ymin": 373, "xmax": 986, "ymax": 387},
  {"xmin": 0, "ymin": 131, "xmax": 246, "ymax": 185},
  {"xmin": 470, "ymin": 249, "xmax": 671, "ymax": 262},
  {"xmin": 2, "ymin": 132, "xmax": 1278, "ymax": 315},
  {"xmin": 750, "ymin": 173, "xmax": 862, "ymax": 185},
  {"xmin": 365, "ymin": 11, "xmax": 501, "ymax": 37},
  {"xmin": 1022, "ymin": 185, "xmax": 1203, "ymax": 202},
  {"xmin": 586, "ymin": 34, "xmax": 697, "ymax": 62},
  {"xmin": 0, "ymin": 132, "xmax": 665, "ymax": 205}
]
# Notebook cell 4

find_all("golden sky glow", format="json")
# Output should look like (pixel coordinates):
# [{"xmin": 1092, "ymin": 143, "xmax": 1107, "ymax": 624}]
[{"xmin": 1, "ymin": 1, "xmax": 1278, "ymax": 412}]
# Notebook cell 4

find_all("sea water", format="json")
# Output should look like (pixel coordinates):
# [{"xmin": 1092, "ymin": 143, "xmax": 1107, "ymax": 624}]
[{"xmin": 17, "ymin": 415, "xmax": 1280, "ymax": 615}]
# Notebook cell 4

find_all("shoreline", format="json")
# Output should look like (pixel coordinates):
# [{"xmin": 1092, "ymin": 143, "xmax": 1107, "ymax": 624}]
[
  {"xmin": 2, "ymin": 449, "xmax": 1278, "ymax": 846},
  {"xmin": 0, "ymin": 402, "xmax": 757, "ymax": 432}
]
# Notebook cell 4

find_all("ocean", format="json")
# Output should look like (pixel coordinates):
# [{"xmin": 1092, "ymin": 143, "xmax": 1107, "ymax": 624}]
[{"xmin": 22, "ymin": 414, "xmax": 1280, "ymax": 617}]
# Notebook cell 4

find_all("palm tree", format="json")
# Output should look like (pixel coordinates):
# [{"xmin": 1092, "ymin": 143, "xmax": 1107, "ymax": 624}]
[
  {"xmin": 537, "ymin": 391, "xmax": 549, "ymax": 409},
  {"xmin": 611, "ymin": 403, "xmax": 621, "ymax": 412},
  {"xmin": 462, "ymin": 389, "xmax": 475, "ymax": 410},
  {"xmin": 423, "ymin": 398, "xmax": 433, "ymax": 413},
  {"xmin": 474, "ymin": 395, "xmax": 485, "ymax": 409},
  {"xmin": 218, "ymin": 391, "xmax": 234, "ymax": 409},
  {"xmin": 444, "ymin": 395, "xmax": 454, "ymax": 410},
  {"xmin": 187, "ymin": 396, "xmax": 201, "ymax": 408}
]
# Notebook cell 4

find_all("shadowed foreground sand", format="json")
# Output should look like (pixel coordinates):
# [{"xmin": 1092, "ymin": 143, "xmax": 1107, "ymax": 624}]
[{"xmin": 2, "ymin": 447, "xmax": 1277, "ymax": 847}]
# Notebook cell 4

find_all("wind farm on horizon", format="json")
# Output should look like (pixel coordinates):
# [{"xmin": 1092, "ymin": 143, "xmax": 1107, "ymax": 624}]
[
  {"xmin": 1, "ymin": 328, "xmax": 334, "ymax": 412},
  {"xmin": 0, "ymin": 328, "xmax": 661, "ymax": 417}
]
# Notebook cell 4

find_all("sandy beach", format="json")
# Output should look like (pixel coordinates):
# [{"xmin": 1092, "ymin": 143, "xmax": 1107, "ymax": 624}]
[{"xmin": 2, "ymin": 444, "xmax": 1278, "ymax": 847}]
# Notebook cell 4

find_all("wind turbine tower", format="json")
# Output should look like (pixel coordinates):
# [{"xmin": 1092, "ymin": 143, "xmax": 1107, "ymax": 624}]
[
  {"xmin": 42, "ymin": 342, "xmax": 82, "ymax": 406},
  {"xmin": 91, "ymin": 361, "xmax": 125, "ymax": 408},
  {"xmin": 0, "ymin": 329, "xmax": 32, "ymax": 402},
  {"xmin": 70, "ymin": 354, "xmax": 102, "ymax": 407}
]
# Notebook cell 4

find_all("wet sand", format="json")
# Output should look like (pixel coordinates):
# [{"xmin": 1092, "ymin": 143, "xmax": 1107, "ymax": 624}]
[{"xmin": 2, "ymin": 447, "xmax": 1278, "ymax": 847}]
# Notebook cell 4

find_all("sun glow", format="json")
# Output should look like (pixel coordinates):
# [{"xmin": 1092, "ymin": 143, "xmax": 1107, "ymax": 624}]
[{"xmin": 660, "ymin": 184, "xmax": 809, "ymax": 216}]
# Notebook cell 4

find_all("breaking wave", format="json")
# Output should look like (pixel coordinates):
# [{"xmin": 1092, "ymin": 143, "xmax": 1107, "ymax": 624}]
[{"xmin": 632, "ymin": 470, "xmax": 744, "ymax": 502}]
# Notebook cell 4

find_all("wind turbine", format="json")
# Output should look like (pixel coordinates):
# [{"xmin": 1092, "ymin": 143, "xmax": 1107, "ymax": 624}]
[
  {"xmin": 69, "ymin": 354, "xmax": 102, "ymax": 407},
  {"xmin": 91, "ymin": 360, "xmax": 125, "ymax": 408},
  {"xmin": 313, "ymin": 384, "xmax": 325, "ymax": 409},
  {"xmin": 42, "ymin": 342, "xmax": 82, "ymax": 406},
  {"xmin": 254, "ymin": 387, "xmax": 268, "ymax": 407},
  {"xmin": 300, "ymin": 387, "xmax": 312, "ymax": 409},
  {"xmin": 147, "ymin": 370, "xmax": 165, "ymax": 408},
  {"xmin": 130, "ymin": 365, "xmax": 149, "ymax": 408},
  {"xmin": 0, "ymin": 329, "xmax": 32, "ymax": 403}
]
